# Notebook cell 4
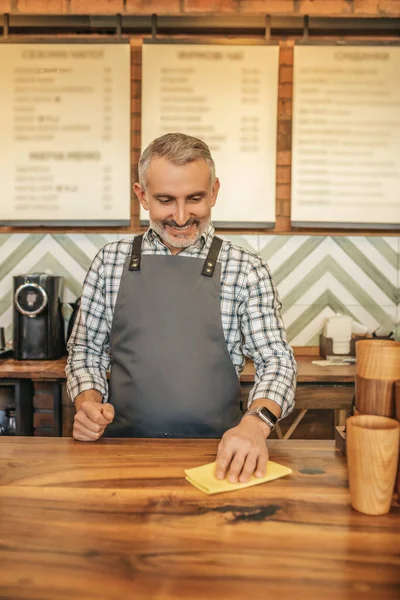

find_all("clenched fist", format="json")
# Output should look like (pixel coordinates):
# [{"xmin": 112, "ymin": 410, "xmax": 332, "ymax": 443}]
[{"xmin": 73, "ymin": 391, "xmax": 114, "ymax": 441}]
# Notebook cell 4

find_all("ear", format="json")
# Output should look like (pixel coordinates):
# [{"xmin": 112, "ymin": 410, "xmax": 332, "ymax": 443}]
[
  {"xmin": 133, "ymin": 182, "xmax": 149, "ymax": 211},
  {"xmin": 211, "ymin": 178, "xmax": 220, "ymax": 208}
]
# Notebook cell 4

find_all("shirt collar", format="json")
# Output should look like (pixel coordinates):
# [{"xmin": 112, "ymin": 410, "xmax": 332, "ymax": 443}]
[{"xmin": 144, "ymin": 223, "xmax": 215, "ymax": 254}]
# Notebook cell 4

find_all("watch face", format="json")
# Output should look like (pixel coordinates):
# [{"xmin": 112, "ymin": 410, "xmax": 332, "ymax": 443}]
[
  {"xmin": 259, "ymin": 407, "xmax": 278, "ymax": 425},
  {"xmin": 15, "ymin": 283, "xmax": 48, "ymax": 317}
]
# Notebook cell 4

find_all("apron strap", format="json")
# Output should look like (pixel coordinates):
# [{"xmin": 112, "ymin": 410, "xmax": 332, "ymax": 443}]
[
  {"xmin": 129, "ymin": 234, "xmax": 144, "ymax": 271},
  {"xmin": 129, "ymin": 233, "xmax": 223, "ymax": 276},
  {"xmin": 202, "ymin": 236, "xmax": 223, "ymax": 278}
]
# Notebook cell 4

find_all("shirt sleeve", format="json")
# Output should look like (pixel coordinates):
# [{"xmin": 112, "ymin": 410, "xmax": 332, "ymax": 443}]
[
  {"xmin": 238, "ymin": 255, "xmax": 297, "ymax": 419},
  {"xmin": 65, "ymin": 247, "xmax": 111, "ymax": 403}
]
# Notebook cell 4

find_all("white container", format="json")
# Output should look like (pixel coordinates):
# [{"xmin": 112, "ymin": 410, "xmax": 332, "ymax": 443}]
[{"xmin": 324, "ymin": 314, "xmax": 353, "ymax": 354}]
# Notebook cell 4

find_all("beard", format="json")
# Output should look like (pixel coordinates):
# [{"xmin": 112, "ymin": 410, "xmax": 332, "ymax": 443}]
[{"xmin": 150, "ymin": 216, "xmax": 211, "ymax": 249}]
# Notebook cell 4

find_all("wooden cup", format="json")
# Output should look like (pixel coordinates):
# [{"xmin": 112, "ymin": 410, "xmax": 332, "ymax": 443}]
[
  {"xmin": 395, "ymin": 381, "xmax": 400, "ymax": 497},
  {"xmin": 355, "ymin": 377, "xmax": 395, "ymax": 416},
  {"xmin": 355, "ymin": 341, "xmax": 400, "ymax": 417},
  {"xmin": 346, "ymin": 415, "xmax": 400, "ymax": 515},
  {"xmin": 356, "ymin": 340, "xmax": 400, "ymax": 380}
]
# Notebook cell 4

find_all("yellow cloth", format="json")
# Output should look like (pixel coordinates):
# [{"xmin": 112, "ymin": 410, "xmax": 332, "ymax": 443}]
[{"xmin": 184, "ymin": 460, "xmax": 292, "ymax": 495}]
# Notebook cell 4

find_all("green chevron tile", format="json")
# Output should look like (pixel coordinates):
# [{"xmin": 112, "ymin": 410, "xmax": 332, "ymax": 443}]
[
  {"xmin": 5, "ymin": 322, "xmax": 12, "ymax": 344},
  {"xmin": 281, "ymin": 255, "xmax": 397, "ymax": 308},
  {"xmin": 333, "ymin": 238, "xmax": 396, "ymax": 303},
  {"xmin": 259, "ymin": 236, "xmax": 291, "ymax": 263},
  {"xmin": 27, "ymin": 253, "xmax": 82, "ymax": 298},
  {"xmin": 281, "ymin": 256, "xmax": 332, "ymax": 306},
  {"xmin": 51, "ymin": 235, "xmax": 93, "ymax": 272},
  {"xmin": 284, "ymin": 292, "xmax": 354, "ymax": 342},
  {"xmin": 284, "ymin": 304, "xmax": 324, "ymax": 344},
  {"xmin": 0, "ymin": 234, "xmax": 46, "ymax": 282},
  {"xmin": 272, "ymin": 237, "xmax": 326, "ymax": 285},
  {"xmin": 85, "ymin": 234, "xmax": 117, "ymax": 250},
  {"xmin": 397, "ymin": 237, "xmax": 400, "ymax": 296},
  {"xmin": 223, "ymin": 235, "xmax": 259, "ymax": 254},
  {"xmin": 307, "ymin": 333, "xmax": 321, "ymax": 347},
  {"xmin": 0, "ymin": 231, "xmax": 399, "ymax": 349},
  {"xmin": 0, "ymin": 234, "xmax": 11, "ymax": 252},
  {"xmin": 366, "ymin": 237, "xmax": 398, "ymax": 270},
  {"xmin": 0, "ymin": 290, "xmax": 12, "ymax": 305},
  {"xmin": 0, "ymin": 302, "xmax": 12, "ymax": 344},
  {"xmin": 284, "ymin": 294, "xmax": 395, "ymax": 344},
  {"xmin": 0, "ymin": 301, "xmax": 10, "ymax": 320}
]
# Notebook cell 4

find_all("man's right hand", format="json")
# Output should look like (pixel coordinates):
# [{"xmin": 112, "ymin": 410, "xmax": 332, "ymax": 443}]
[{"xmin": 73, "ymin": 390, "xmax": 115, "ymax": 441}]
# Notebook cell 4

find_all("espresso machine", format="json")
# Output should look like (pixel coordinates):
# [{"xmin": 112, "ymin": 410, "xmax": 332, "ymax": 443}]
[{"xmin": 13, "ymin": 273, "xmax": 65, "ymax": 360}]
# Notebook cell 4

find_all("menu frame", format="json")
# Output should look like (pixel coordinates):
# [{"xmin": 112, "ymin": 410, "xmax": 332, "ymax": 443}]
[
  {"xmin": 140, "ymin": 39, "xmax": 280, "ymax": 229},
  {"xmin": 291, "ymin": 40, "xmax": 400, "ymax": 230},
  {"xmin": 0, "ymin": 38, "xmax": 132, "ymax": 227}
]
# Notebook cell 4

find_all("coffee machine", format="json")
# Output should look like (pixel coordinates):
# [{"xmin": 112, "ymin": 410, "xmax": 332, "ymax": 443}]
[{"xmin": 13, "ymin": 273, "xmax": 65, "ymax": 360}]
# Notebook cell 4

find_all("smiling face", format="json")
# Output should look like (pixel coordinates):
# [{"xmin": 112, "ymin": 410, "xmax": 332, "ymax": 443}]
[{"xmin": 134, "ymin": 157, "xmax": 219, "ymax": 254}]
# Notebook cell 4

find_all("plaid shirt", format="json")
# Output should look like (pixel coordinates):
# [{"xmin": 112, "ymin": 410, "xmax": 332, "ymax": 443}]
[{"xmin": 66, "ymin": 224, "xmax": 297, "ymax": 419}]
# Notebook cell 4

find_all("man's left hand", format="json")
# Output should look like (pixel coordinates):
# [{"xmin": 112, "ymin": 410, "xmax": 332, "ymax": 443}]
[{"xmin": 215, "ymin": 416, "xmax": 270, "ymax": 483}]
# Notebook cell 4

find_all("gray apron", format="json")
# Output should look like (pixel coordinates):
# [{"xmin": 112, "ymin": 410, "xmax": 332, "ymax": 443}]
[{"xmin": 106, "ymin": 234, "xmax": 242, "ymax": 438}]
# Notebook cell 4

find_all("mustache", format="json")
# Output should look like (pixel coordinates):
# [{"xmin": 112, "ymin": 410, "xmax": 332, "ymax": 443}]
[{"xmin": 162, "ymin": 218, "xmax": 200, "ymax": 229}]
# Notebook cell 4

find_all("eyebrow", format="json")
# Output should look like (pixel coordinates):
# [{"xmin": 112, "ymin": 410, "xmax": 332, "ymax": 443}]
[{"xmin": 153, "ymin": 191, "xmax": 207, "ymax": 200}]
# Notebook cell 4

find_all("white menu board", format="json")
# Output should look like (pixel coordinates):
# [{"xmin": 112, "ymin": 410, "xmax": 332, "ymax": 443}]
[
  {"xmin": 291, "ymin": 45, "xmax": 400, "ymax": 228},
  {"xmin": 0, "ymin": 43, "xmax": 131, "ymax": 225},
  {"xmin": 141, "ymin": 43, "xmax": 279, "ymax": 227}
]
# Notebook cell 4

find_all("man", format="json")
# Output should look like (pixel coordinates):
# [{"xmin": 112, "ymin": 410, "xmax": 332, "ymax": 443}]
[{"xmin": 66, "ymin": 133, "xmax": 296, "ymax": 484}]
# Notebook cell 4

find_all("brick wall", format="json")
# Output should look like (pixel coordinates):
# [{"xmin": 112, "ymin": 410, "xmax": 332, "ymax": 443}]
[{"xmin": 2, "ymin": 1, "xmax": 400, "ymax": 16}]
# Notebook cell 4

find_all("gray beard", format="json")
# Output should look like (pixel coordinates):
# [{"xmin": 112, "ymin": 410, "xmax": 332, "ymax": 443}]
[{"xmin": 150, "ymin": 217, "xmax": 211, "ymax": 249}]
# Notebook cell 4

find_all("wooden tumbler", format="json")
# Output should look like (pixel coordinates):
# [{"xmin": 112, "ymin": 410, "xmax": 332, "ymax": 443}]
[
  {"xmin": 396, "ymin": 381, "xmax": 400, "ymax": 421},
  {"xmin": 347, "ymin": 415, "xmax": 400, "ymax": 515},
  {"xmin": 356, "ymin": 378, "xmax": 395, "ymax": 416},
  {"xmin": 356, "ymin": 340, "xmax": 400, "ymax": 379},
  {"xmin": 395, "ymin": 381, "xmax": 400, "ymax": 497},
  {"xmin": 355, "ymin": 341, "xmax": 400, "ymax": 417}
]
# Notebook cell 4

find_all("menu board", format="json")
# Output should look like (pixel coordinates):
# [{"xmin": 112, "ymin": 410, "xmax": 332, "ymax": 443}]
[
  {"xmin": 291, "ymin": 45, "xmax": 400, "ymax": 228},
  {"xmin": 0, "ymin": 43, "xmax": 131, "ymax": 225},
  {"xmin": 141, "ymin": 42, "xmax": 279, "ymax": 227}
]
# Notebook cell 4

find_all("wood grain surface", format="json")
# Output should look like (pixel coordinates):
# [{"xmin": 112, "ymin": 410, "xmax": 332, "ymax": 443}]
[
  {"xmin": 346, "ymin": 416, "xmax": 400, "ymax": 515},
  {"xmin": 356, "ymin": 374, "xmax": 396, "ymax": 417},
  {"xmin": 0, "ymin": 438, "xmax": 399, "ymax": 600},
  {"xmin": 356, "ymin": 341, "xmax": 400, "ymax": 380},
  {"xmin": 0, "ymin": 356, "xmax": 356, "ymax": 383}
]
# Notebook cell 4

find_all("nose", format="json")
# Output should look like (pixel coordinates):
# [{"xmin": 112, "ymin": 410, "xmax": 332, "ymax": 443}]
[{"xmin": 173, "ymin": 201, "xmax": 189, "ymax": 226}]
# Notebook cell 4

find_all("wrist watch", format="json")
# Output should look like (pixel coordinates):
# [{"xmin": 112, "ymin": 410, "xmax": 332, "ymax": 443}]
[{"xmin": 245, "ymin": 406, "xmax": 278, "ymax": 430}]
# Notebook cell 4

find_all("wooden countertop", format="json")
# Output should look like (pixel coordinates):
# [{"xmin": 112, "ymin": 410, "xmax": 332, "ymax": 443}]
[
  {"xmin": 0, "ymin": 437, "xmax": 398, "ymax": 599},
  {"xmin": 0, "ymin": 355, "xmax": 356, "ymax": 383}
]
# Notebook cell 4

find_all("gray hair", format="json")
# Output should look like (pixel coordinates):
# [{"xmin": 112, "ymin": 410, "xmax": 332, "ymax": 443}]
[{"xmin": 138, "ymin": 132, "xmax": 216, "ymax": 190}]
